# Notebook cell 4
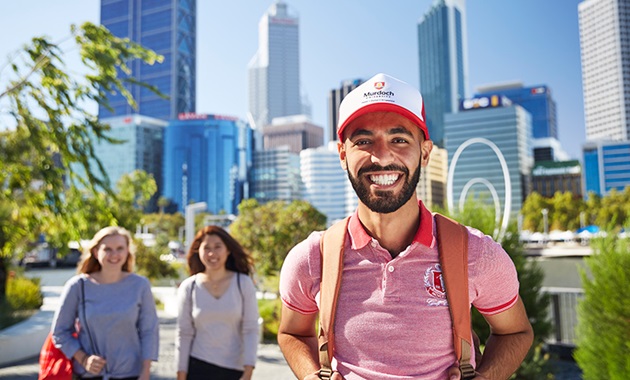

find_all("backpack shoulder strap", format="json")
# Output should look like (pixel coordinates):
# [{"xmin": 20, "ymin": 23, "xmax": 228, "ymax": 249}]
[
  {"xmin": 435, "ymin": 213, "xmax": 475, "ymax": 379},
  {"xmin": 317, "ymin": 216, "xmax": 350, "ymax": 380}
]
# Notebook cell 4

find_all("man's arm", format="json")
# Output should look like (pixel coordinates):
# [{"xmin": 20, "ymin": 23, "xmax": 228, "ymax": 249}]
[
  {"xmin": 475, "ymin": 296, "xmax": 534, "ymax": 380},
  {"xmin": 277, "ymin": 305, "xmax": 322, "ymax": 380}
]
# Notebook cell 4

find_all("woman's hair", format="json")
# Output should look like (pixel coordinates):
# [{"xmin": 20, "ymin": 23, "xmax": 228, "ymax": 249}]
[
  {"xmin": 77, "ymin": 226, "xmax": 136, "ymax": 274},
  {"xmin": 187, "ymin": 225, "xmax": 254, "ymax": 276}
]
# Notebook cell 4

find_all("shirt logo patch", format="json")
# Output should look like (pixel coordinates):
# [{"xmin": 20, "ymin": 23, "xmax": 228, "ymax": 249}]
[{"xmin": 424, "ymin": 264, "xmax": 448, "ymax": 306}]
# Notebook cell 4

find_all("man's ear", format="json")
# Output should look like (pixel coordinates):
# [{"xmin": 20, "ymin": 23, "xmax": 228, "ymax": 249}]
[
  {"xmin": 337, "ymin": 141, "xmax": 348, "ymax": 171},
  {"xmin": 420, "ymin": 139, "xmax": 433, "ymax": 168}
]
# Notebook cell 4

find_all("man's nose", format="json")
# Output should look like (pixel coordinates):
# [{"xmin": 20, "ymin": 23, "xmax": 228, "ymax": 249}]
[{"xmin": 370, "ymin": 140, "xmax": 395, "ymax": 165}]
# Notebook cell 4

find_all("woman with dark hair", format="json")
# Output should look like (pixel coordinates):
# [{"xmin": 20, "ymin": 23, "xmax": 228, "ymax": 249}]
[
  {"xmin": 176, "ymin": 225, "xmax": 260, "ymax": 380},
  {"xmin": 51, "ymin": 226, "xmax": 159, "ymax": 380}
]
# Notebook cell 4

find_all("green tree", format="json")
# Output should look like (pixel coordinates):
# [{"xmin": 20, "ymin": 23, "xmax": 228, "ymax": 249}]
[
  {"xmin": 550, "ymin": 191, "xmax": 582, "ymax": 231},
  {"xmin": 521, "ymin": 192, "xmax": 551, "ymax": 232},
  {"xmin": 574, "ymin": 233, "xmax": 630, "ymax": 379},
  {"xmin": 448, "ymin": 201, "xmax": 553, "ymax": 379},
  {"xmin": 0, "ymin": 22, "xmax": 163, "ymax": 299},
  {"xmin": 230, "ymin": 199, "xmax": 327, "ymax": 279}
]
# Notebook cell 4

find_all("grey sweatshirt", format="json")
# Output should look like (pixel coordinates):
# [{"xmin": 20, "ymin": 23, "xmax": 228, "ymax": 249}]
[{"xmin": 52, "ymin": 273, "xmax": 159, "ymax": 379}]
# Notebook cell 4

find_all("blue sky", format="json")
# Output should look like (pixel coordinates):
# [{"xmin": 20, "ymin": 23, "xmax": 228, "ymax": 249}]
[{"xmin": 0, "ymin": 0, "xmax": 585, "ymax": 159}]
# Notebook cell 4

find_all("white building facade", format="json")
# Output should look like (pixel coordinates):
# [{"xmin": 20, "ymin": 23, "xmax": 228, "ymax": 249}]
[{"xmin": 579, "ymin": 0, "xmax": 630, "ymax": 141}]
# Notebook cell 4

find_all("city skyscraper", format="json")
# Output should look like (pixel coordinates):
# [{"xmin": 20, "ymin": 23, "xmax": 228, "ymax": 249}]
[
  {"xmin": 261, "ymin": 115, "xmax": 323, "ymax": 153},
  {"xmin": 579, "ymin": 0, "xmax": 630, "ymax": 141},
  {"xmin": 417, "ymin": 0, "xmax": 468, "ymax": 148},
  {"xmin": 300, "ymin": 142, "xmax": 352, "ymax": 225},
  {"xmin": 162, "ymin": 113, "xmax": 252, "ymax": 214},
  {"xmin": 327, "ymin": 78, "xmax": 364, "ymax": 143},
  {"xmin": 583, "ymin": 140, "xmax": 630, "ymax": 196},
  {"xmin": 90, "ymin": 115, "xmax": 167, "ymax": 211},
  {"xmin": 99, "ymin": 0, "xmax": 196, "ymax": 121},
  {"xmin": 445, "ymin": 96, "xmax": 533, "ymax": 217},
  {"xmin": 476, "ymin": 83, "xmax": 558, "ymax": 140},
  {"xmin": 248, "ymin": 1, "xmax": 302, "ymax": 129}
]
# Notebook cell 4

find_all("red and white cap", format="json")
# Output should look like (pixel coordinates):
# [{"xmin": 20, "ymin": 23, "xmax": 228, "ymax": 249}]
[{"xmin": 337, "ymin": 73, "xmax": 429, "ymax": 141}]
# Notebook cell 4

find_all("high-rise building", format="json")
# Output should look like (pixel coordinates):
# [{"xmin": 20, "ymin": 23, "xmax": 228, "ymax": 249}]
[
  {"xmin": 417, "ymin": 146, "xmax": 448, "ymax": 208},
  {"xmin": 583, "ymin": 140, "xmax": 630, "ymax": 196},
  {"xmin": 300, "ymin": 142, "xmax": 352, "ymax": 225},
  {"xmin": 162, "ymin": 113, "xmax": 252, "ymax": 214},
  {"xmin": 531, "ymin": 160, "xmax": 583, "ymax": 198},
  {"xmin": 445, "ymin": 96, "xmax": 533, "ymax": 217},
  {"xmin": 91, "ymin": 115, "xmax": 167, "ymax": 211},
  {"xmin": 248, "ymin": 1, "xmax": 301, "ymax": 129},
  {"xmin": 251, "ymin": 146, "xmax": 302, "ymax": 204},
  {"xmin": 417, "ymin": 0, "xmax": 468, "ymax": 148},
  {"xmin": 327, "ymin": 78, "xmax": 364, "ymax": 142},
  {"xmin": 475, "ymin": 83, "xmax": 558, "ymax": 140},
  {"xmin": 262, "ymin": 115, "xmax": 323, "ymax": 154},
  {"xmin": 579, "ymin": 0, "xmax": 630, "ymax": 141},
  {"xmin": 99, "ymin": 0, "xmax": 196, "ymax": 120}
]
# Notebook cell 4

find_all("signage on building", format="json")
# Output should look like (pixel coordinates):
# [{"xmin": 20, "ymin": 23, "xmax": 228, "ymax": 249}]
[
  {"xmin": 460, "ymin": 95, "xmax": 511, "ymax": 111},
  {"xmin": 532, "ymin": 162, "xmax": 581, "ymax": 176},
  {"xmin": 178, "ymin": 113, "xmax": 209, "ymax": 120},
  {"xmin": 530, "ymin": 86, "xmax": 547, "ymax": 95}
]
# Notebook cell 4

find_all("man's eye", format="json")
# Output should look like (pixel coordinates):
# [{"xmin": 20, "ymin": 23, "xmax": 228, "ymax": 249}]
[{"xmin": 392, "ymin": 137, "xmax": 408, "ymax": 143}]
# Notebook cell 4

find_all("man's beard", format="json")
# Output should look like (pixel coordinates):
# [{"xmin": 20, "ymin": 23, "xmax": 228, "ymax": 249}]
[{"xmin": 347, "ymin": 163, "xmax": 421, "ymax": 214}]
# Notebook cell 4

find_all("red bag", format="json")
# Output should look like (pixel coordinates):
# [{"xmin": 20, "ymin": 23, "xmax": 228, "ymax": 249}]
[{"xmin": 38, "ymin": 332, "xmax": 73, "ymax": 380}]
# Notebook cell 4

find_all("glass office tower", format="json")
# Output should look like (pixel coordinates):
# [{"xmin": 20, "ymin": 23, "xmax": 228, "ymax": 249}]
[
  {"xmin": 162, "ymin": 114, "xmax": 252, "ymax": 214},
  {"xmin": 248, "ymin": 1, "xmax": 301, "ymax": 129},
  {"xmin": 417, "ymin": 0, "xmax": 468, "ymax": 148},
  {"xmin": 476, "ymin": 83, "xmax": 557, "ymax": 140},
  {"xmin": 583, "ymin": 140, "xmax": 630, "ymax": 196},
  {"xmin": 99, "ymin": 0, "xmax": 196, "ymax": 120},
  {"xmin": 445, "ymin": 97, "xmax": 533, "ymax": 216}
]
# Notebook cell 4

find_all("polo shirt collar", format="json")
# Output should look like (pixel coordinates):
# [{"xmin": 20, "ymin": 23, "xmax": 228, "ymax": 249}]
[{"xmin": 347, "ymin": 200, "xmax": 435, "ymax": 250}]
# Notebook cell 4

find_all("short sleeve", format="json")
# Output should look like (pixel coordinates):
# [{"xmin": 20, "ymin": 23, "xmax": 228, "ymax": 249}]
[
  {"xmin": 279, "ymin": 231, "xmax": 323, "ymax": 314},
  {"xmin": 467, "ymin": 229, "xmax": 520, "ymax": 315}
]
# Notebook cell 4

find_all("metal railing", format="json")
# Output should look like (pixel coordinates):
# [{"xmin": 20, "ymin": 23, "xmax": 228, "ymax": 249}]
[{"xmin": 542, "ymin": 287, "xmax": 584, "ymax": 345}]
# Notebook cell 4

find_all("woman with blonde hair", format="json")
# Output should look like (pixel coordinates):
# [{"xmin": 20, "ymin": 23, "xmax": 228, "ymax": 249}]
[
  {"xmin": 51, "ymin": 226, "xmax": 159, "ymax": 380},
  {"xmin": 176, "ymin": 225, "xmax": 259, "ymax": 380}
]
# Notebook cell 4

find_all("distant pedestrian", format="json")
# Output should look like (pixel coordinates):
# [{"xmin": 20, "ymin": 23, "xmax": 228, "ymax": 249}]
[
  {"xmin": 51, "ymin": 226, "xmax": 159, "ymax": 380},
  {"xmin": 176, "ymin": 225, "xmax": 260, "ymax": 380}
]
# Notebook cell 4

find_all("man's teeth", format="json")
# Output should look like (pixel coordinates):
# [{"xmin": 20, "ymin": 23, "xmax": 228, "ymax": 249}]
[{"xmin": 370, "ymin": 174, "xmax": 398, "ymax": 185}]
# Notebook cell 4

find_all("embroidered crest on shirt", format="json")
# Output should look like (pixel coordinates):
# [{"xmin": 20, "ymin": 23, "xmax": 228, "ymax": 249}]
[{"xmin": 424, "ymin": 264, "xmax": 448, "ymax": 306}]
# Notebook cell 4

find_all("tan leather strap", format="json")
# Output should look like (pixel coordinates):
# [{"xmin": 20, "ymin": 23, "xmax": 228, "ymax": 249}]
[
  {"xmin": 317, "ymin": 217, "xmax": 350, "ymax": 379},
  {"xmin": 435, "ymin": 214, "xmax": 475, "ymax": 379}
]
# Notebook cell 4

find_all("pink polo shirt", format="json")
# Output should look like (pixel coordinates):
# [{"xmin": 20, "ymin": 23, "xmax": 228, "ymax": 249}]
[{"xmin": 279, "ymin": 201, "xmax": 519, "ymax": 380}]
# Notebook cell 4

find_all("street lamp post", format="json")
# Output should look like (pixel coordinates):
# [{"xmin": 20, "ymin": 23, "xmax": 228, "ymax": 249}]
[
  {"xmin": 542, "ymin": 208, "xmax": 549, "ymax": 245},
  {"xmin": 185, "ymin": 202, "xmax": 207, "ymax": 253}
]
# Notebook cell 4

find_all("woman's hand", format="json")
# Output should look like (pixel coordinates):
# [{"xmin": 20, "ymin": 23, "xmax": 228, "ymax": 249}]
[{"xmin": 83, "ymin": 354, "xmax": 107, "ymax": 374}]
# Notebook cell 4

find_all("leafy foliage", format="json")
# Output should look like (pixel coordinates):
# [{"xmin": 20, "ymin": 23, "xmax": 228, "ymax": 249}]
[
  {"xmin": 521, "ymin": 187, "xmax": 630, "ymax": 232},
  {"xmin": 0, "ymin": 22, "xmax": 163, "ymax": 297},
  {"xmin": 446, "ymin": 200, "xmax": 553, "ymax": 379},
  {"xmin": 230, "ymin": 199, "xmax": 327, "ymax": 277},
  {"xmin": 574, "ymin": 233, "xmax": 630, "ymax": 379},
  {"xmin": 134, "ymin": 237, "xmax": 178, "ymax": 282}
]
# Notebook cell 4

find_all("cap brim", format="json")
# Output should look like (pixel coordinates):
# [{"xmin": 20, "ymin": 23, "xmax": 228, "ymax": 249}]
[{"xmin": 337, "ymin": 103, "xmax": 428, "ymax": 140}]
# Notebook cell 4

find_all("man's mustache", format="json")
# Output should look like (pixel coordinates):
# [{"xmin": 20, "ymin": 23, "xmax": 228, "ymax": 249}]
[{"xmin": 357, "ymin": 164, "xmax": 409, "ymax": 177}]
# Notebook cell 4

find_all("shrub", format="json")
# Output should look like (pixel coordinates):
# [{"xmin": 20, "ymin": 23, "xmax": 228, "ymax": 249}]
[
  {"xmin": 574, "ymin": 234, "xmax": 630, "ymax": 379},
  {"xmin": 258, "ymin": 297, "xmax": 282, "ymax": 342},
  {"xmin": 6, "ymin": 273, "xmax": 43, "ymax": 310},
  {"xmin": 0, "ymin": 272, "xmax": 43, "ymax": 330}
]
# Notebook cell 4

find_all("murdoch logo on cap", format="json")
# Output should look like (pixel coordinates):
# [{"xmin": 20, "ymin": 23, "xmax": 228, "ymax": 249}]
[{"xmin": 374, "ymin": 81, "xmax": 385, "ymax": 90}]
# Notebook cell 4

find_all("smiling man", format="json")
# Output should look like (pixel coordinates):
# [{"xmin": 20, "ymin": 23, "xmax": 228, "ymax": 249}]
[{"xmin": 277, "ymin": 73, "xmax": 533, "ymax": 380}]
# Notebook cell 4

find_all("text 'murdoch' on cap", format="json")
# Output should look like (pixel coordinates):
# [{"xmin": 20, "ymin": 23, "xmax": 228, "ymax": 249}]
[{"xmin": 336, "ymin": 73, "xmax": 429, "ymax": 141}]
